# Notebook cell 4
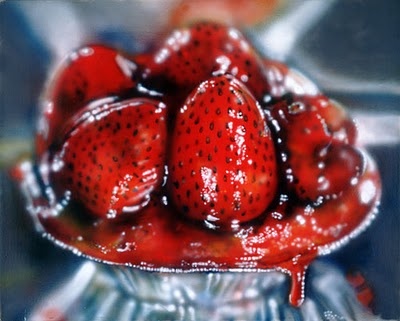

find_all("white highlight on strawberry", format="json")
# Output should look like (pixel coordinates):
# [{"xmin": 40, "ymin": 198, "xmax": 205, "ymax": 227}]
[
  {"xmin": 116, "ymin": 54, "xmax": 137, "ymax": 78},
  {"xmin": 359, "ymin": 179, "xmax": 378, "ymax": 205}
]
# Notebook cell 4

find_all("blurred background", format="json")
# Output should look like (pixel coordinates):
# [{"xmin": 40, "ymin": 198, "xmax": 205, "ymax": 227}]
[{"xmin": 1, "ymin": 1, "xmax": 399, "ymax": 320}]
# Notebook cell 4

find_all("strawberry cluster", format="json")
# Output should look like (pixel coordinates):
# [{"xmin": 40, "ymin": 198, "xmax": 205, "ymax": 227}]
[{"xmin": 18, "ymin": 22, "xmax": 380, "ymax": 305}]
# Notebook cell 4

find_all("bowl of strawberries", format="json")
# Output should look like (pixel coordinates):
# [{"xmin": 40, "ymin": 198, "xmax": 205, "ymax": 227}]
[
  {"xmin": 14, "ymin": 19, "xmax": 382, "ymax": 319},
  {"xmin": 4, "ymin": 1, "xmax": 399, "ymax": 320}
]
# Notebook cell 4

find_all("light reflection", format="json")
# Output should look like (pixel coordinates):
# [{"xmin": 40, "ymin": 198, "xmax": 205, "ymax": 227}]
[
  {"xmin": 200, "ymin": 166, "xmax": 218, "ymax": 205},
  {"xmin": 213, "ymin": 55, "xmax": 231, "ymax": 76},
  {"xmin": 37, "ymin": 101, "xmax": 52, "ymax": 138},
  {"xmin": 155, "ymin": 48, "xmax": 169, "ymax": 64},
  {"xmin": 240, "ymin": 74, "xmax": 249, "ymax": 83},
  {"xmin": 317, "ymin": 175, "xmax": 329, "ymax": 191},
  {"xmin": 51, "ymin": 153, "xmax": 64, "ymax": 172},
  {"xmin": 266, "ymin": 66, "xmax": 285, "ymax": 96},
  {"xmin": 271, "ymin": 211, "xmax": 283, "ymax": 220},
  {"xmin": 155, "ymin": 29, "xmax": 190, "ymax": 64},
  {"xmin": 228, "ymin": 28, "xmax": 240, "ymax": 40},
  {"xmin": 359, "ymin": 179, "xmax": 377, "ymax": 205},
  {"xmin": 78, "ymin": 46, "xmax": 94, "ymax": 57},
  {"xmin": 284, "ymin": 69, "xmax": 319, "ymax": 96},
  {"xmin": 115, "ymin": 54, "xmax": 137, "ymax": 78},
  {"xmin": 142, "ymin": 168, "xmax": 158, "ymax": 183},
  {"xmin": 295, "ymin": 215, "xmax": 306, "ymax": 226}
]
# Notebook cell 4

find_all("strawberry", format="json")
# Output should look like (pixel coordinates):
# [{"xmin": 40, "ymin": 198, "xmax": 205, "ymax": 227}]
[
  {"xmin": 141, "ymin": 22, "xmax": 271, "ymax": 115},
  {"xmin": 48, "ymin": 98, "xmax": 167, "ymax": 218},
  {"xmin": 267, "ymin": 94, "xmax": 362, "ymax": 202},
  {"xmin": 36, "ymin": 45, "xmax": 139, "ymax": 156},
  {"xmin": 169, "ymin": 75, "xmax": 278, "ymax": 230},
  {"xmin": 317, "ymin": 98, "xmax": 358, "ymax": 145},
  {"xmin": 263, "ymin": 59, "xmax": 319, "ymax": 99}
]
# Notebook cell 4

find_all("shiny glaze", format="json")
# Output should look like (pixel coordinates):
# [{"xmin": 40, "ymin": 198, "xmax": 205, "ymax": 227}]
[{"xmin": 14, "ymin": 22, "xmax": 381, "ymax": 306}]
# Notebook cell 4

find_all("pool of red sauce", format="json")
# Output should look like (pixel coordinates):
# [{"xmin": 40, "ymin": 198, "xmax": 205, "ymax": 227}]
[{"xmin": 14, "ymin": 153, "xmax": 380, "ymax": 306}]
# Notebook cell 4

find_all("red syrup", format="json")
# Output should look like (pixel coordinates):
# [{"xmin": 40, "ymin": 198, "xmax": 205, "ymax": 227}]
[
  {"xmin": 13, "ymin": 153, "xmax": 380, "ymax": 306},
  {"xmin": 13, "ymin": 21, "xmax": 382, "ymax": 307}
]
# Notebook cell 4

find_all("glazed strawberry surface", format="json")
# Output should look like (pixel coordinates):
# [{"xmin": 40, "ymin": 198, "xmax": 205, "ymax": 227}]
[
  {"xmin": 48, "ymin": 98, "xmax": 167, "ymax": 218},
  {"xmin": 36, "ymin": 45, "xmax": 138, "ymax": 156},
  {"xmin": 15, "ymin": 22, "xmax": 381, "ymax": 306},
  {"xmin": 169, "ymin": 75, "xmax": 278, "ymax": 229}
]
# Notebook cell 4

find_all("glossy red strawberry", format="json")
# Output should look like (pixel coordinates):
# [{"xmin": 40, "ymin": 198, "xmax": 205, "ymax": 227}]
[
  {"xmin": 36, "ymin": 45, "xmax": 138, "ymax": 156},
  {"xmin": 169, "ymin": 75, "xmax": 278, "ymax": 230},
  {"xmin": 263, "ymin": 59, "xmax": 319, "ymax": 99},
  {"xmin": 141, "ymin": 22, "xmax": 271, "ymax": 114},
  {"xmin": 48, "ymin": 98, "xmax": 167, "ymax": 218},
  {"xmin": 317, "ymin": 98, "xmax": 358, "ymax": 145},
  {"xmin": 267, "ymin": 94, "xmax": 362, "ymax": 202}
]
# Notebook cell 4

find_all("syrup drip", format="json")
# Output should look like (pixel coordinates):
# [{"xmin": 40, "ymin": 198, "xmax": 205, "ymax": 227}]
[
  {"xmin": 278, "ymin": 252, "xmax": 315, "ymax": 307},
  {"xmin": 288, "ymin": 263, "xmax": 308, "ymax": 307}
]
